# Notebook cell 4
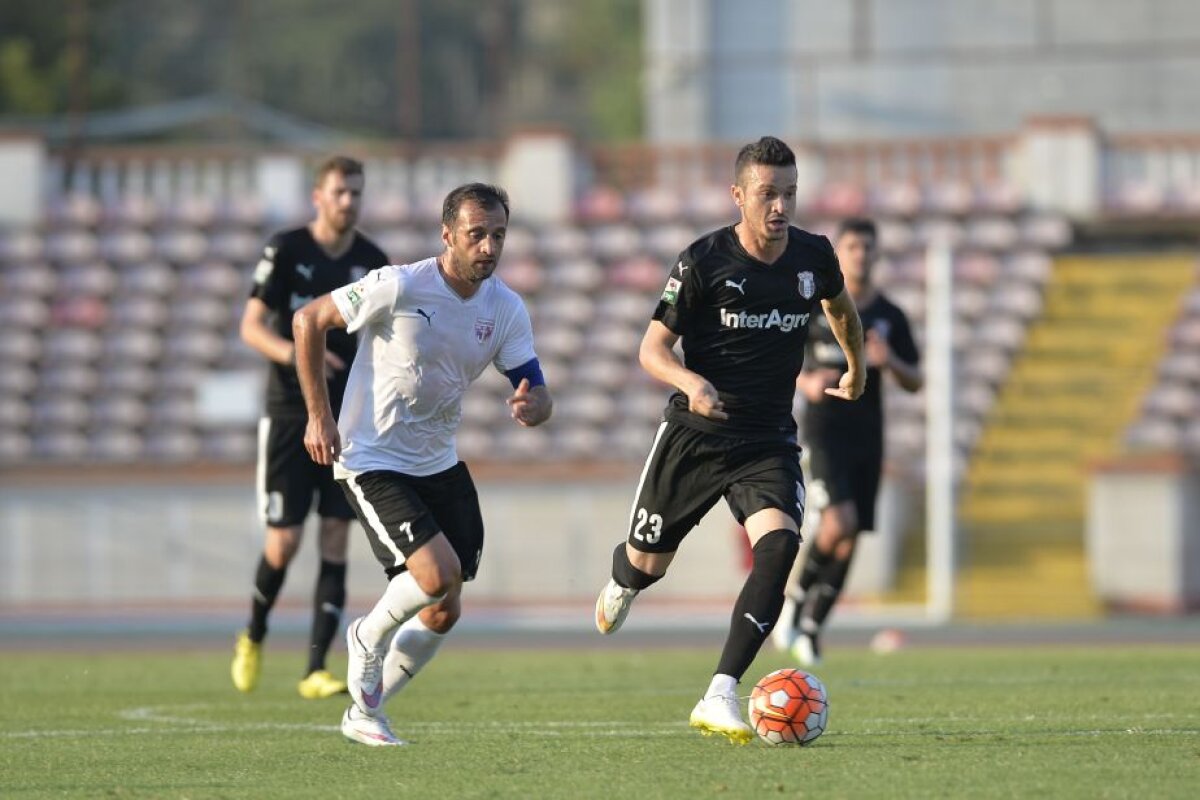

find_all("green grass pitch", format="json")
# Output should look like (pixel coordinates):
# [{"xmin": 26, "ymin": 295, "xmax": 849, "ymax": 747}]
[{"xmin": 2, "ymin": 642, "xmax": 1197, "ymax": 798}]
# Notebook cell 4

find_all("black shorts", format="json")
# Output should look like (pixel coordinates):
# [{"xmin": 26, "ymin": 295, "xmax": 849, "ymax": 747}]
[
  {"xmin": 257, "ymin": 416, "xmax": 355, "ymax": 527},
  {"xmin": 806, "ymin": 431, "xmax": 883, "ymax": 531},
  {"xmin": 626, "ymin": 421, "xmax": 805, "ymax": 553},
  {"xmin": 337, "ymin": 462, "xmax": 484, "ymax": 581}
]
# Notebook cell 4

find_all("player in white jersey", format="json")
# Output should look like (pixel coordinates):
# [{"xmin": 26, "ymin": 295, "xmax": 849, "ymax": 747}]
[{"xmin": 291, "ymin": 183, "xmax": 552, "ymax": 746}]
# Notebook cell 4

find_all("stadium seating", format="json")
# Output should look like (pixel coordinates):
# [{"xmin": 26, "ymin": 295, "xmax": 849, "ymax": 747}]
[{"xmin": 0, "ymin": 175, "xmax": 1084, "ymax": 468}]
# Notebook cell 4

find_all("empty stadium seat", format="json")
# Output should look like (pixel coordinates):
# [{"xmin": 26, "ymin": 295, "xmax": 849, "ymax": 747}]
[
  {"xmin": 99, "ymin": 229, "xmax": 154, "ymax": 263},
  {"xmin": 88, "ymin": 429, "xmax": 143, "ymax": 461},
  {"xmin": 499, "ymin": 256, "xmax": 544, "ymax": 295},
  {"xmin": 31, "ymin": 395, "xmax": 90, "ymax": 429},
  {"xmin": 576, "ymin": 185, "xmax": 626, "ymax": 224},
  {"xmin": 104, "ymin": 328, "xmax": 164, "ymax": 362},
  {"xmin": 92, "ymin": 395, "xmax": 149, "ymax": 428},
  {"xmin": 606, "ymin": 254, "xmax": 665, "ymax": 291},
  {"xmin": 143, "ymin": 429, "xmax": 201, "ymax": 461},
  {"xmin": 870, "ymin": 183, "xmax": 922, "ymax": 217},
  {"xmin": 0, "ymin": 329, "xmax": 43, "ymax": 363},
  {"xmin": 208, "ymin": 230, "xmax": 263, "ymax": 264},
  {"xmin": 539, "ymin": 227, "xmax": 591, "ymax": 260},
  {"xmin": 58, "ymin": 261, "xmax": 116, "ymax": 296},
  {"xmin": 0, "ymin": 228, "xmax": 45, "ymax": 262},
  {"xmin": 0, "ymin": 430, "xmax": 32, "ymax": 462},
  {"xmin": 39, "ymin": 364, "xmax": 99, "ymax": 395},
  {"xmin": 98, "ymin": 365, "xmax": 157, "ymax": 395},
  {"xmin": 44, "ymin": 229, "xmax": 100, "ymax": 263},
  {"xmin": 200, "ymin": 429, "xmax": 257, "ymax": 462},
  {"xmin": 31, "ymin": 430, "xmax": 89, "ymax": 460},
  {"xmin": 1124, "ymin": 418, "xmax": 1180, "ymax": 451},
  {"xmin": 116, "ymin": 260, "xmax": 176, "ymax": 296},
  {"xmin": 589, "ymin": 224, "xmax": 642, "ymax": 261},
  {"xmin": 108, "ymin": 296, "xmax": 168, "ymax": 329},
  {"xmin": 0, "ymin": 396, "xmax": 32, "ymax": 428},
  {"xmin": 154, "ymin": 228, "xmax": 209, "ymax": 263},
  {"xmin": 42, "ymin": 329, "xmax": 104, "ymax": 363}
]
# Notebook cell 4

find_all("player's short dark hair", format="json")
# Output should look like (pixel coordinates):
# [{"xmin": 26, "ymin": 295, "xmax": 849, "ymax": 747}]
[
  {"xmin": 734, "ymin": 136, "xmax": 796, "ymax": 184},
  {"xmin": 442, "ymin": 182, "xmax": 510, "ymax": 227},
  {"xmin": 314, "ymin": 155, "xmax": 364, "ymax": 186},
  {"xmin": 836, "ymin": 217, "xmax": 878, "ymax": 242}
]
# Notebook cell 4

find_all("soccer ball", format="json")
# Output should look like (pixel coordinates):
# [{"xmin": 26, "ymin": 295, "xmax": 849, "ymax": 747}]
[{"xmin": 747, "ymin": 668, "xmax": 828, "ymax": 746}]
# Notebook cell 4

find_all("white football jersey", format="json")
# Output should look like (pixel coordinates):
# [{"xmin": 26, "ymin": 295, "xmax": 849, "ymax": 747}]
[{"xmin": 330, "ymin": 257, "xmax": 537, "ymax": 477}]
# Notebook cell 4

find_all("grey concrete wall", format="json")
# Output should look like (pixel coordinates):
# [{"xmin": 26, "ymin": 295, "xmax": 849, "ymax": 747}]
[
  {"xmin": 646, "ymin": 0, "xmax": 1200, "ymax": 141},
  {"xmin": 0, "ymin": 472, "xmax": 913, "ymax": 615}
]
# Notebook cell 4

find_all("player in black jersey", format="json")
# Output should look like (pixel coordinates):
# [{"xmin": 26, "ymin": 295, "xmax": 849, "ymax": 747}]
[
  {"xmin": 593, "ymin": 137, "xmax": 866, "ymax": 744},
  {"xmin": 231, "ymin": 156, "xmax": 390, "ymax": 699},
  {"xmin": 776, "ymin": 218, "xmax": 922, "ymax": 666}
]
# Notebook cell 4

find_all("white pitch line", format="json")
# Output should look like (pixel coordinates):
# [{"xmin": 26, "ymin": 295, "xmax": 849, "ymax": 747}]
[{"xmin": 0, "ymin": 703, "xmax": 1194, "ymax": 741}]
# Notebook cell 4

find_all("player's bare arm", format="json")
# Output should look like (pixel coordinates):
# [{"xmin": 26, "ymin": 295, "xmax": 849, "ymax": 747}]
[
  {"xmin": 820, "ymin": 289, "xmax": 866, "ymax": 400},
  {"xmin": 639, "ymin": 320, "xmax": 728, "ymax": 420},
  {"xmin": 241, "ymin": 296, "xmax": 347, "ymax": 372},
  {"xmin": 292, "ymin": 294, "xmax": 348, "ymax": 465},
  {"xmin": 505, "ymin": 378, "xmax": 553, "ymax": 427},
  {"xmin": 866, "ymin": 329, "xmax": 923, "ymax": 392}
]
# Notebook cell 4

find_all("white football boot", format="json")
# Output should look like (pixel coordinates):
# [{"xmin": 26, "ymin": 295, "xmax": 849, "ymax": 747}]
[
  {"xmin": 594, "ymin": 579, "xmax": 639, "ymax": 634},
  {"xmin": 771, "ymin": 595, "xmax": 799, "ymax": 653},
  {"xmin": 341, "ymin": 704, "xmax": 406, "ymax": 746},
  {"xmin": 345, "ymin": 617, "xmax": 388, "ymax": 715},
  {"xmin": 689, "ymin": 694, "xmax": 753, "ymax": 745},
  {"xmin": 792, "ymin": 629, "xmax": 822, "ymax": 667}
]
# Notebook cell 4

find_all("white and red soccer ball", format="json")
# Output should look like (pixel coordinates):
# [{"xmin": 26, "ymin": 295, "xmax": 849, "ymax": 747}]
[{"xmin": 747, "ymin": 668, "xmax": 828, "ymax": 746}]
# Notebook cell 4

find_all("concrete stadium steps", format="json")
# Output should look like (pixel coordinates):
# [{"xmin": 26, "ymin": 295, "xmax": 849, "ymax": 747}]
[{"xmin": 955, "ymin": 253, "xmax": 1196, "ymax": 619}]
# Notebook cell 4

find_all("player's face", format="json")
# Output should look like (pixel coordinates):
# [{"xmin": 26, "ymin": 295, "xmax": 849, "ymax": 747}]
[
  {"xmin": 835, "ymin": 230, "xmax": 878, "ymax": 285},
  {"xmin": 733, "ymin": 163, "xmax": 798, "ymax": 243},
  {"xmin": 442, "ymin": 200, "xmax": 508, "ymax": 285},
  {"xmin": 312, "ymin": 170, "xmax": 364, "ymax": 234}
]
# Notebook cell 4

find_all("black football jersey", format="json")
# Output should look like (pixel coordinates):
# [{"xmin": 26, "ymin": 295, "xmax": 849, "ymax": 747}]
[
  {"xmin": 653, "ymin": 225, "xmax": 845, "ymax": 439},
  {"xmin": 802, "ymin": 291, "xmax": 918, "ymax": 438},
  {"xmin": 248, "ymin": 227, "xmax": 389, "ymax": 417}
]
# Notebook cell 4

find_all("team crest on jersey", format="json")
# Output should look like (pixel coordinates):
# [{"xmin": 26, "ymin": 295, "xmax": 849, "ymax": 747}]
[
  {"xmin": 798, "ymin": 271, "xmax": 815, "ymax": 299},
  {"xmin": 474, "ymin": 317, "xmax": 496, "ymax": 344},
  {"xmin": 661, "ymin": 276, "xmax": 682, "ymax": 306}
]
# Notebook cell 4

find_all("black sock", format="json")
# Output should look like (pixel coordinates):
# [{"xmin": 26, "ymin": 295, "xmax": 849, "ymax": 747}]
[
  {"xmin": 307, "ymin": 560, "xmax": 347, "ymax": 675},
  {"xmin": 798, "ymin": 545, "xmax": 834, "ymax": 592},
  {"xmin": 805, "ymin": 555, "xmax": 853, "ymax": 630},
  {"xmin": 790, "ymin": 545, "xmax": 833, "ymax": 628},
  {"xmin": 715, "ymin": 530, "xmax": 799, "ymax": 680},
  {"xmin": 611, "ymin": 543, "xmax": 662, "ymax": 591},
  {"xmin": 248, "ymin": 556, "xmax": 287, "ymax": 643}
]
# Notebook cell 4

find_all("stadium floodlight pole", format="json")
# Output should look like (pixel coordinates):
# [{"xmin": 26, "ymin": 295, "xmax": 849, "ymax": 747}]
[{"xmin": 925, "ymin": 235, "xmax": 956, "ymax": 624}]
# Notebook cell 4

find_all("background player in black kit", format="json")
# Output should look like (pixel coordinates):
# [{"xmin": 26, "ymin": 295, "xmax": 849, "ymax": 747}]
[
  {"xmin": 776, "ymin": 218, "xmax": 922, "ymax": 666},
  {"xmin": 594, "ymin": 137, "xmax": 866, "ymax": 744},
  {"xmin": 232, "ymin": 156, "xmax": 389, "ymax": 698}
]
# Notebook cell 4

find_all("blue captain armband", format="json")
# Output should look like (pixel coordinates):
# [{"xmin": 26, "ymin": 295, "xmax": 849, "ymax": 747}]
[{"xmin": 504, "ymin": 357, "xmax": 546, "ymax": 389}]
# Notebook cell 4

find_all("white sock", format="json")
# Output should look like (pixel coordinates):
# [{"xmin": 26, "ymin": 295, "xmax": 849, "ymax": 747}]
[
  {"xmin": 705, "ymin": 673, "xmax": 738, "ymax": 700},
  {"xmin": 381, "ymin": 616, "xmax": 446, "ymax": 705},
  {"xmin": 356, "ymin": 572, "xmax": 442, "ymax": 648}
]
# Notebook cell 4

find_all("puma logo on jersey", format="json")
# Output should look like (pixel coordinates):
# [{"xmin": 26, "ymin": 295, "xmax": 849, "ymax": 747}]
[
  {"xmin": 744, "ymin": 613, "xmax": 771, "ymax": 634},
  {"xmin": 295, "ymin": 263, "xmax": 314, "ymax": 281},
  {"xmin": 416, "ymin": 308, "xmax": 436, "ymax": 327},
  {"xmin": 677, "ymin": 260, "xmax": 689, "ymax": 274},
  {"xmin": 725, "ymin": 278, "xmax": 747, "ymax": 295}
]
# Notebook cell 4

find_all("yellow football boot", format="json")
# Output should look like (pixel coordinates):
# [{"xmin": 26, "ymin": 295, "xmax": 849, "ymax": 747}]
[
  {"xmin": 231, "ymin": 630, "xmax": 262, "ymax": 693},
  {"xmin": 298, "ymin": 669, "xmax": 348, "ymax": 699}
]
